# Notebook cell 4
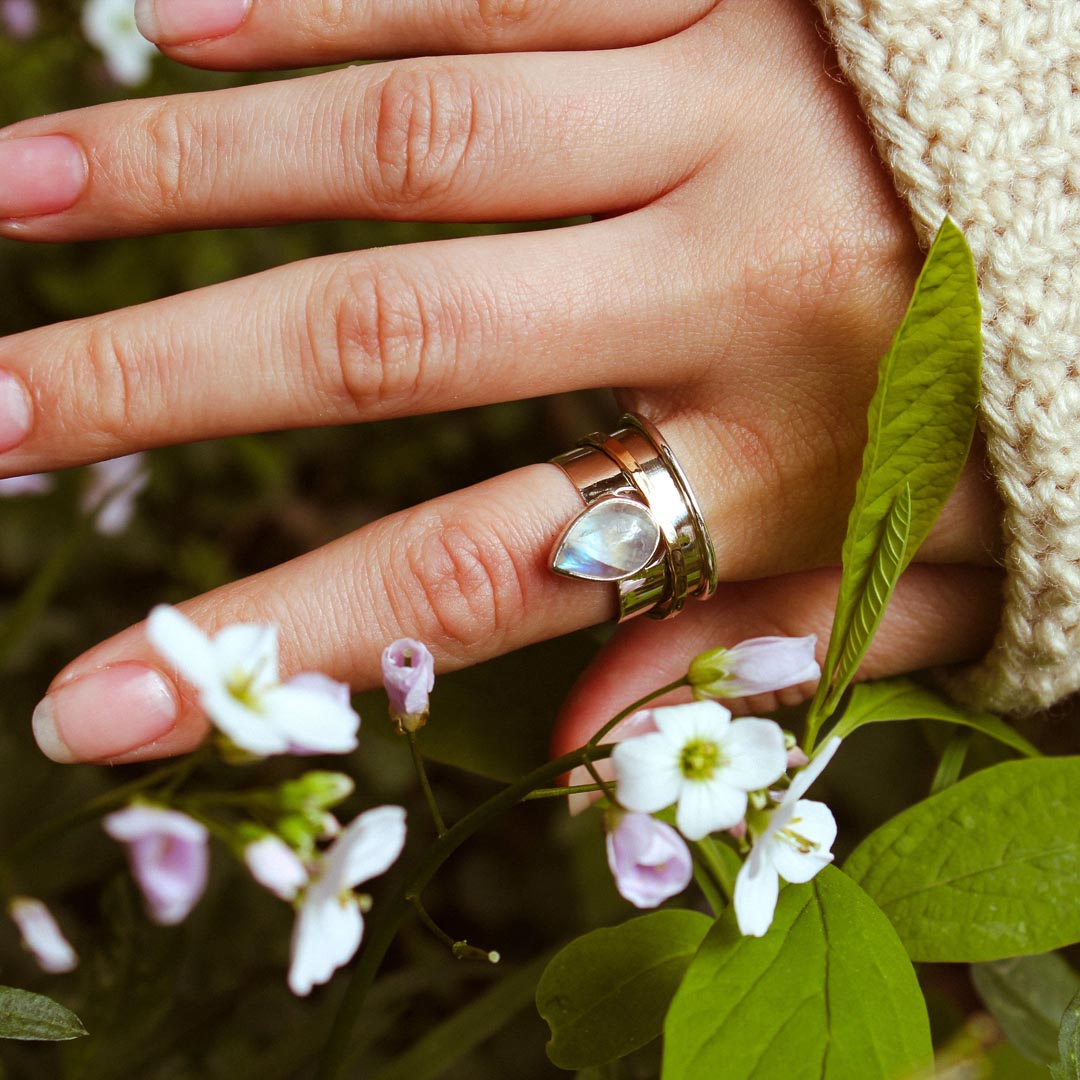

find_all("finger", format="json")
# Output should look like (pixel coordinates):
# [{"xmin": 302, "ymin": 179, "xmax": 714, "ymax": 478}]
[
  {"xmin": 31, "ymin": 465, "xmax": 611, "ymax": 765},
  {"xmin": 135, "ymin": 0, "xmax": 717, "ymax": 69},
  {"xmin": 0, "ymin": 216, "xmax": 702, "ymax": 472},
  {"xmin": 551, "ymin": 563, "xmax": 1003, "ymax": 756},
  {"xmin": 0, "ymin": 48, "xmax": 714, "ymax": 239}
]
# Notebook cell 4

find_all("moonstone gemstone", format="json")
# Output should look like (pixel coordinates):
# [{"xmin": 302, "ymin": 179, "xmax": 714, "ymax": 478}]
[{"xmin": 552, "ymin": 497, "xmax": 661, "ymax": 581}]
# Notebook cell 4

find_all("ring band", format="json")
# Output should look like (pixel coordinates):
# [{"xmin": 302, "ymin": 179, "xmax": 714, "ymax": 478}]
[{"xmin": 549, "ymin": 414, "xmax": 717, "ymax": 621}]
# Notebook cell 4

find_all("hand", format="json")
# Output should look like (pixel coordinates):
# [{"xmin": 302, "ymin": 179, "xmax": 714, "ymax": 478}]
[{"xmin": 0, "ymin": 0, "xmax": 1001, "ymax": 765}]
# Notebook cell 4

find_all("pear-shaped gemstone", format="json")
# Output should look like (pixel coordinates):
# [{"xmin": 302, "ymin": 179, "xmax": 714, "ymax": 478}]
[{"xmin": 551, "ymin": 497, "xmax": 661, "ymax": 581}]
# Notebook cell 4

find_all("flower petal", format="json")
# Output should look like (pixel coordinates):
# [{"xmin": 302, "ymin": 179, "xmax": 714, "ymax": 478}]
[
  {"xmin": 674, "ymin": 777, "xmax": 747, "ymax": 840},
  {"xmin": 288, "ymin": 893, "xmax": 364, "ymax": 997},
  {"xmin": 768, "ymin": 799, "xmax": 837, "ymax": 884},
  {"xmin": 244, "ymin": 836, "xmax": 309, "ymax": 901},
  {"xmin": 201, "ymin": 687, "xmax": 289, "ymax": 756},
  {"xmin": 9, "ymin": 898, "xmax": 78, "ymax": 974},
  {"xmin": 721, "ymin": 635, "xmax": 820, "ymax": 697},
  {"xmin": 263, "ymin": 684, "xmax": 360, "ymax": 754},
  {"xmin": 786, "ymin": 736, "xmax": 842, "ymax": 804},
  {"xmin": 717, "ymin": 718, "xmax": 787, "ymax": 792},
  {"xmin": 734, "ymin": 844, "xmax": 781, "ymax": 937},
  {"xmin": 324, "ymin": 806, "xmax": 407, "ymax": 892},
  {"xmin": 611, "ymin": 734, "xmax": 682, "ymax": 814},
  {"xmin": 652, "ymin": 700, "xmax": 731, "ymax": 747},
  {"xmin": 146, "ymin": 605, "xmax": 219, "ymax": 694},
  {"xmin": 213, "ymin": 624, "xmax": 280, "ymax": 694}
]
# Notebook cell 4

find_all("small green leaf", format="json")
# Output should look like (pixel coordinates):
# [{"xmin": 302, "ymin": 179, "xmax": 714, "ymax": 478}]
[
  {"xmin": 812, "ymin": 218, "xmax": 981, "ymax": 720},
  {"xmin": 846, "ymin": 758, "xmax": 1080, "ymax": 961},
  {"xmin": 536, "ymin": 910, "xmax": 713, "ymax": 1070},
  {"xmin": 971, "ymin": 953, "xmax": 1080, "ymax": 1064},
  {"xmin": 373, "ymin": 953, "xmax": 552, "ymax": 1080},
  {"xmin": 663, "ymin": 869, "xmax": 932, "ymax": 1080},
  {"xmin": 0, "ymin": 986, "xmax": 87, "ymax": 1042},
  {"xmin": 829, "ymin": 485, "xmax": 911, "ymax": 708},
  {"xmin": 827, "ymin": 677, "xmax": 1039, "ymax": 757},
  {"xmin": 1052, "ymin": 988, "xmax": 1080, "ymax": 1079}
]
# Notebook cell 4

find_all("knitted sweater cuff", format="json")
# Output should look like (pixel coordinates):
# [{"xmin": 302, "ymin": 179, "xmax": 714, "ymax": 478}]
[{"xmin": 813, "ymin": 0, "xmax": 1080, "ymax": 714}]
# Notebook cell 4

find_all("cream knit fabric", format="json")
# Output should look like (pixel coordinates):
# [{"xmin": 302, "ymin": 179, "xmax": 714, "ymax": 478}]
[{"xmin": 814, "ymin": 0, "xmax": 1080, "ymax": 714}]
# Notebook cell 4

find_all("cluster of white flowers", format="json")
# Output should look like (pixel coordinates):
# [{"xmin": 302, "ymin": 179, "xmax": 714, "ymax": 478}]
[
  {"xmin": 604, "ymin": 636, "xmax": 840, "ymax": 937},
  {"xmin": 82, "ymin": 0, "xmax": 157, "ymax": 86}
]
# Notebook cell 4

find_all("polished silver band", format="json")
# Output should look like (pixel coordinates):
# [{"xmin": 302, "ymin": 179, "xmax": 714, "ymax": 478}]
[{"xmin": 550, "ymin": 414, "xmax": 717, "ymax": 621}]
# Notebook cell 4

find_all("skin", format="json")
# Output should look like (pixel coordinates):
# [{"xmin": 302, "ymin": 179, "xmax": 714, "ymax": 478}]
[{"xmin": 0, "ymin": 0, "xmax": 1002, "ymax": 764}]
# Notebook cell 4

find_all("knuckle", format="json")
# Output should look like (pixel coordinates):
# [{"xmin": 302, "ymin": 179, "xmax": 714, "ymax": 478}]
[
  {"xmin": 393, "ymin": 513, "xmax": 528, "ymax": 656},
  {"xmin": 314, "ymin": 258, "xmax": 493, "ymax": 415},
  {"xmin": 138, "ymin": 102, "xmax": 206, "ymax": 217},
  {"xmin": 316, "ymin": 260, "xmax": 440, "ymax": 413},
  {"xmin": 78, "ymin": 322, "xmax": 138, "ymax": 446},
  {"xmin": 363, "ymin": 64, "xmax": 497, "ymax": 207},
  {"xmin": 457, "ymin": 0, "xmax": 543, "ymax": 38}
]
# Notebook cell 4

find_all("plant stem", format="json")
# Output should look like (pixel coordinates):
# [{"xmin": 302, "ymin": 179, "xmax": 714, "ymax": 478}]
[
  {"xmin": 407, "ymin": 731, "xmax": 447, "ymax": 837},
  {"xmin": 693, "ymin": 837, "xmax": 736, "ymax": 902},
  {"xmin": 407, "ymin": 895, "xmax": 455, "ymax": 950},
  {"xmin": 0, "ymin": 520, "xmax": 90, "ymax": 668},
  {"xmin": 315, "ymin": 742, "xmax": 613, "ymax": 1080},
  {"xmin": 522, "ymin": 783, "xmax": 603, "ymax": 802},
  {"xmin": 586, "ymin": 677, "xmax": 689, "ymax": 749}
]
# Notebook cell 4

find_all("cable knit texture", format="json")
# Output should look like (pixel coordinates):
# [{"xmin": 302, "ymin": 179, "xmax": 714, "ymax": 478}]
[{"xmin": 814, "ymin": 0, "xmax": 1080, "ymax": 713}]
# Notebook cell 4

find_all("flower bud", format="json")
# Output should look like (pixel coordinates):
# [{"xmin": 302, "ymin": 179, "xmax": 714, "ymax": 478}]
[
  {"xmin": 8, "ymin": 897, "xmax": 77, "ymax": 974},
  {"xmin": 689, "ymin": 635, "xmax": 820, "ymax": 700},
  {"xmin": 277, "ymin": 771, "xmax": 355, "ymax": 812},
  {"xmin": 605, "ymin": 812, "xmax": 693, "ymax": 909},
  {"xmin": 243, "ymin": 835, "xmax": 309, "ymax": 902},
  {"xmin": 381, "ymin": 638, "xmax": 435, "ymax": 733},
  {"xmin": 103, "ymin": 804, "xmax": 208, "ymax": 926}
]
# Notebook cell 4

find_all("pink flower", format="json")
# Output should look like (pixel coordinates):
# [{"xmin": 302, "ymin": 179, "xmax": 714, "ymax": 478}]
[
  {"xmin": 689, "ymin": 636, "xmax": 820, "ymax": 700},
  {"xmin": 381, "ymin": 639, "xmax": 435, "ymax": 732},
  {"xmin": 8, "ymin": 897, "xmax": 77, "ymax": 973},
  {"xmin": 103, "ymin": 804, "xmax": 208, "ymax": 925},
  {"xmin": 1, "ymin": 0, "xmax": 37, "ymax": 39},
  {"xmin": 81, "ymin": 453, "xmax": 149, "ymax": 536},
  {"xmin": 606, "ymin": 813, "xmax": 693, "ymax": 909},
  {"xmin": 0, "ymin": 473, "xmax": 54, "ymax": 497}
]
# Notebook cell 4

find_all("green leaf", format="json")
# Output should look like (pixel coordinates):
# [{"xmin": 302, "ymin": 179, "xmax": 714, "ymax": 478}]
[
  {"xmin": 662, "ymin": 868, "xmax": 932, "ymax": 1080},
  {"xmin": 373, "ymin": 953, "xmax": 553, "ymax": 1080},
  {"xmin": 846, "ymin": 757, "xmax": 1080, "ymax": 961},
  {"xmin": 827, "ymin": 677, "xmax": 1039, "ymax": 757},
  {"xmin": 1052, "ymin": 988, "xmax": 1080, "ymax": 1079},
  {"xmin": 829, "ymin": 485, "xmax": 911, "ymax": 705},
  {"xmin": 813, "ymin": 218, "xmax": 981, "ymax": 718},
  {"xmin": 536, "ymin": 910, "xmax": 713, "ymax": 1070},
  {"xmin": 0, "ymin": 986, "xmax": 87, "ymax": 1042},
  {"xmin": 971, "ymin": 953, "xmax": 1080, "ymax": 1064}
]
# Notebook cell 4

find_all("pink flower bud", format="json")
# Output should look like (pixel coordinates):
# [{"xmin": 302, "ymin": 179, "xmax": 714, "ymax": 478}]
[
  {"xmin": 381, "ymin": 638, "xmax": 435, "ymax": 732},
  {"xmin": 728, "ymin": 819, "xmax": 748, "ymax": 842},
  {"xmin": 605, "ymin": 813, "xmax": 693, "ymax": 909},
  {"xmin": 103, "ymin": 805, "xmax": 209, "ymax": 926},
  {"xmin": 8, "ymin": 897, "xmax": 77, "ymax": 973},
  {"xmin": 244, "ymin": 836, "xmax": 309, "ymax": 902},
  {"xmin": 786, "ymin": 746, "xmax": 810, "ymax": 769},
  {"xmin": 689, "ymin": 636, "xmax": 820, "ymax": 700}
]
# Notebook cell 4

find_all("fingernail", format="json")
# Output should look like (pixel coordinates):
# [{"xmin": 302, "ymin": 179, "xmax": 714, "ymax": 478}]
[
  {"xmin": 135, "ymin": 0, "xmax": 251, "ymax": 45},
  {"xmin": 33, "ymin": 664, "xmax": 178, "ymax": 764},
  {"xmin": 0, "ymin": 136, "xmax": 86, "ymax": 219},
  {"xmin": 0, "ymin": 369, "xmax": 31, "ymax": 452}
]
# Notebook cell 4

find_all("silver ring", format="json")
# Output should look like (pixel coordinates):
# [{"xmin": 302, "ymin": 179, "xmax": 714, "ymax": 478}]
[{"xmin": 549, "ymin": 414, "xmax": 717, "ymax": 621}]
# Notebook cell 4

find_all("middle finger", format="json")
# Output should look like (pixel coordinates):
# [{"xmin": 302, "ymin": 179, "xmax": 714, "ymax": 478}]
[{"xmin": 0, "ymin": 47, "xmax": 719, "ymax": 240}]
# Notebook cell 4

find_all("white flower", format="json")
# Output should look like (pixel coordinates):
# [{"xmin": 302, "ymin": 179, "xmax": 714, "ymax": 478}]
[
  {"xmin": 146, "ymin": 605, "xmax": 360, "ymax": 757},
  {"xmin": 8, "ymin": 897, "xmax": 78, "ymax": 973},
  {"xmin": 82, "ymin": 0, "xmax": 158, "ymax": 86},
  {"xmin": 244, "ymin": 835, "xmax": 309, "ymax": 902},
  {"xmin": 611, "ymin": 701, "xmax": 787, "ymax": 841},
  {"xmin": 734, "ymin": 736, "xmax": 841, "ymax": 938},
  {"xmin": 81, "ymin": 453, "xmax": 150, "ymax": 535},
  {"xmin": 288, "ymin": 805, "xmax": 406, "ymax": 996}
]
